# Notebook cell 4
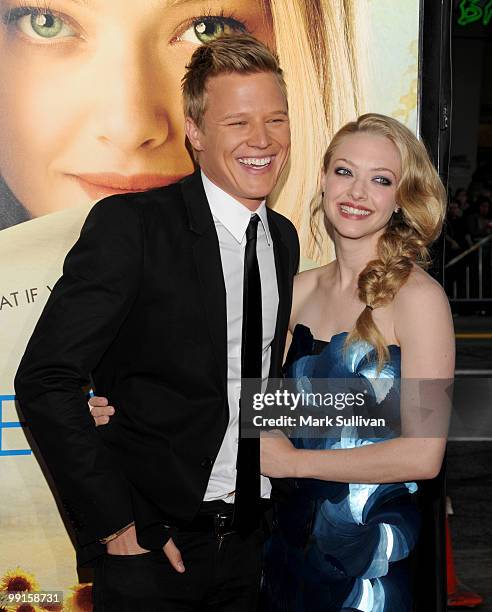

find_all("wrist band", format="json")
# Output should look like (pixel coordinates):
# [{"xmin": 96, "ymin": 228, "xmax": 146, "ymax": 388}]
[{"xmin": 100, "ymin": 521, "xmax": 135, "ymax": 544}]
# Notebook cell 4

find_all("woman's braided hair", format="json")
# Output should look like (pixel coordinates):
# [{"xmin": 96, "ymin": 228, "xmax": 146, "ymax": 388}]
[{"xmin": 315, "ymin": 114, "xmax": 447, "ymax": 367}]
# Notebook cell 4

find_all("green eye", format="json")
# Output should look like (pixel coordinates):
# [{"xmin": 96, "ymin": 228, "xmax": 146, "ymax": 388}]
[
  {"xmin": 3, "ymin": 7, "xmax": 76, "ymax": 41},
  {"xmin": 179, "ymin": 16, "xmax": 247, "ymax": 45},
  {"xmin": 30, "ymin": 12, "xmax": 64, "ymax": 38},
  {"xmin": 196, "ymin": 19, "xmax": 225, "ymax": 43}
]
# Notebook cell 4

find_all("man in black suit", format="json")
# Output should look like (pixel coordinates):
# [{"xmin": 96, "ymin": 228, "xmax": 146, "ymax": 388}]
[{"xmin": 15, "ymin": 35, "xmax": 299, "ymax": 611}]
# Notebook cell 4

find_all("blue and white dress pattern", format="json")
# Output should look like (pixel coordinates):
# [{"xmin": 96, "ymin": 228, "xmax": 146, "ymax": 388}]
[{"xmin": 262, "ymin": 324, "xmax": 421, "ymax": 612}]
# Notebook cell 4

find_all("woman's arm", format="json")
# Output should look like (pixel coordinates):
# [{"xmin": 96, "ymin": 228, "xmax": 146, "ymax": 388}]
[
  {"xmin": 262, "ymin": 431, "xmax": 446, "ymax": 483},
  {"xmin": 261, "ymin": 271, "xmax": 455, "ymax": 483}
]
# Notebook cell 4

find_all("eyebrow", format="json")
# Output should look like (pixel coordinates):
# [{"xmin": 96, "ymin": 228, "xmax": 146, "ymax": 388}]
[
  {"xmin": 165, "ymin": 0, "xmax": 212, "ymax": 7},
  {"xmin": 67, "ymin": 0, "xmax": 92, "ymax": 6},
  {"xmin": 68, "ymin": 0, "xmax": 196, "ymax": 7},
  {"xmin": 334, "ymin": 158, "xmax": 398, "ymax": 180},
  {"xmin": 221, "ymin": 111, "xmax": 289, "ymax": 120}
]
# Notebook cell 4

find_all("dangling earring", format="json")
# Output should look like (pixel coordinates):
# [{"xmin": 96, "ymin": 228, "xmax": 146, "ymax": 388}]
[{"xmin": 394, "ymin": 205, "xmax": 400, "ymax": 214}]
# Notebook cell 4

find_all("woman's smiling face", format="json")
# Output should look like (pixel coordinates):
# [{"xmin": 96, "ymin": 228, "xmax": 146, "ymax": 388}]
[
  {"xmin": 321, "ymin": 132, "xmax": 401, "ymax": 243},
  {"xmin": 0, "ymin": 0, "xmax": 272, "ymax": 218}
]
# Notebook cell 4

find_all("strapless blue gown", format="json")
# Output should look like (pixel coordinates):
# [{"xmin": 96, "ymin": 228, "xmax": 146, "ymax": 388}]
[{"xmin": 261, "ymin": 324, "xmax": 421, "ymax": 612}]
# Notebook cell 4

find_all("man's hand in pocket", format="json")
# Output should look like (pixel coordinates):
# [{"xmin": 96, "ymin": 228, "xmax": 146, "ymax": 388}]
[
  {"xmin": 88, "ymin": 395, "xmax": 114, "ymax": 426},
  {"xmin": 107, "ymin": 525, "xmax": 185, "ymax": 573}
]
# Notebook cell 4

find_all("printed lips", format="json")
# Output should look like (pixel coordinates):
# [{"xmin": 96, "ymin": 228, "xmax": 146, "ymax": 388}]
[{"xmin": 70, "ymin": 172, "xmax": 186, "ymax": 200}]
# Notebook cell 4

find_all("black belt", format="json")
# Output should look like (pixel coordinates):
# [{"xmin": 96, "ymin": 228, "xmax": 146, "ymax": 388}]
[
  {"xmin": 168, "ymin": 499, "xmax": 271, "ymax": 537},
  {"xmin": 172, "ymin": 501, "xmax": 235, "ymax": 537},
  {"xmin": 180, "ymin": 512, "xmax": 235, "ymax": 536}
]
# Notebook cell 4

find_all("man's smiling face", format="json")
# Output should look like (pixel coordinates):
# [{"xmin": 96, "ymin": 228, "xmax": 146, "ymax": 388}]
[{"xmin": 185, "ymin": 71, "xmax": 290, "ymax": 210}]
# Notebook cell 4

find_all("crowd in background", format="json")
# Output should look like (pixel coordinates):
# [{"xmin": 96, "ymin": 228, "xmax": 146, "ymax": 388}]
[
  {"xmin": 445, "ymin": 181, "xmax": 492, "ymax": 300},
  {"xmin": 446, "ymin": 184, "xmax": 492, "ymax": 257}
]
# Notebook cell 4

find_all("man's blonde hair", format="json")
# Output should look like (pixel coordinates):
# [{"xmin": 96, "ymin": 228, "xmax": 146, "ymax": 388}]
[{"xmin": 182, "ymin": 34, "xmax": 287, "ymax": 128}]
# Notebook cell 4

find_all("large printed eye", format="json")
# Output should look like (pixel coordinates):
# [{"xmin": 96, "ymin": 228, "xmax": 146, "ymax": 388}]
[
  {"xmin": 4, "ymin": 7, "xmax": 76, "ymax": 41},
  {"xmin": 178, "ymin": 15, "xmax": 247, "ymax": 45}
]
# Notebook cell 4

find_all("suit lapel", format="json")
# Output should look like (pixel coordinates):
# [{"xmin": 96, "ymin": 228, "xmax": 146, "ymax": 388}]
[{"xmin": 181, "ymin": 170, "xmax": 227, "ymax": 392}]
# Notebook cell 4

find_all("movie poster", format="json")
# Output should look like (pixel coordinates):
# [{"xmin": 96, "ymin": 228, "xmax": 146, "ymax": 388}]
[{"xmin": 0, "ymin": 0, "xmax": 420, "ymax": 606}]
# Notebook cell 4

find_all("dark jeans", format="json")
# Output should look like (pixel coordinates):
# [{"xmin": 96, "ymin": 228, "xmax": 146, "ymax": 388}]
[{"xmin": 92, "ymin": 527, "xmax": 264, "ymax": 611}]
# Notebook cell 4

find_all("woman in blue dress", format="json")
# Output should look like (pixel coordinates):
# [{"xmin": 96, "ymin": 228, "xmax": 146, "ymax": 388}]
[{"xmin": 260, "ymin": 113, "xmax": 455, "ymax": 611}]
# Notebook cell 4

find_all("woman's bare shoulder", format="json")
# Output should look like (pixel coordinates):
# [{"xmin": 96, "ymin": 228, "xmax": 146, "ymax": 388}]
[
  {"xmin": 393, "ymin": 265, "xmax": 454, "ymax": 376},
  {"xmin": 293, "ymin": 262, "xmax": 335, "ymax": 298},
  {"xmin": 290, "ymin": 262, "xmax": 334, "ymax": 330},
  {"xmin": 395, "ymin": 264, "xmax": 448, "ymax": 309},
  {"xmin": 294, "ymin": 264, "xmax": 323, "ymax": 287},
  {"xmin": 394, "ymin": 264, "xmax": 453, "ymax": 344}
]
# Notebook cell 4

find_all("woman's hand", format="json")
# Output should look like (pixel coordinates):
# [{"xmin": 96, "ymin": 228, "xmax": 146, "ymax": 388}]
[
  {"xmin": 260, "ymin": 430, "xmax": 299, "ymax": 478},
  {"xmin": 88, "ymin": 395, "xmax": 114, "ymax": 426}
]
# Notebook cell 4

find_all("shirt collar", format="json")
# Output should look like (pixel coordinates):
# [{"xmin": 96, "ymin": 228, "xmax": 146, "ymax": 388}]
[{"xmin": 201, "ymin": 170, "xmax": 271, "ymax": 245}]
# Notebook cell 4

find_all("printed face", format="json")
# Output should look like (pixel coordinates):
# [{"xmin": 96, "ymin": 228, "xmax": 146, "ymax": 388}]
[
  {"xmin": 0, "ymin": 0, "xmax": 273, "ymax": 219},
  {"xmin": 185, "ymin": 71, "xmax": 290, "ymax": 210},
  {"xmin": 321, "ymin": 133, "xmax": 401, "ymax": 242}
]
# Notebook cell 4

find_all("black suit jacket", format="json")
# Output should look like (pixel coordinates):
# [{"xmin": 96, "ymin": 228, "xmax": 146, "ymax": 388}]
[{"xmin": 15, "ymin": 170, "xmax": 299, "ymax": 564}]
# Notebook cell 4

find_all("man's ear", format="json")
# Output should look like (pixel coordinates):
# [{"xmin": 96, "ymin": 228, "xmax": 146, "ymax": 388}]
[{"xmin": 185, "ymin": 117, "xmax": 205, "ymax": 152}]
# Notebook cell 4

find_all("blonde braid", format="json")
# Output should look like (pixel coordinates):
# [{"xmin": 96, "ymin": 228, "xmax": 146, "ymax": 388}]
[{"xmin": 347, "ymin": 216, "xmax": 429, "ymax": 366}]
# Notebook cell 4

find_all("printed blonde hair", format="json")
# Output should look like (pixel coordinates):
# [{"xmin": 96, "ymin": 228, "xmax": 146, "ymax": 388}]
[
  {"xmin": 182, "ymin": 34, "xmax": 287, "ymax": 128},
  {"xmin": 266, "ymin": 0, "xmax": 368, "ymax": 265},
  {"xmin": 318, "ymin": 113, "xmax": 447, "ymax": 367},
  {"xmin": 183, "ymin": 2, "xmax": 367, "ymax": 263}
]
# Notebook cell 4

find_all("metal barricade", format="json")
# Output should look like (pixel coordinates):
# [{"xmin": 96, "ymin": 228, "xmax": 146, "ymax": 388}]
[{"xmin": 445, "ymin": 235, "xmax": 492, "ymax": 302}]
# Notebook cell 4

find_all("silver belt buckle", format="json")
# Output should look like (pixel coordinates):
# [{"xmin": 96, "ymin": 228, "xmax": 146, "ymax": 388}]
[
  {"xmin": 213, "ymin": 513, "xmax": 230, "ymax": 534},
  {"xmin": 215, "ymin": 513, "xmax": 234, "ymax": 551}
]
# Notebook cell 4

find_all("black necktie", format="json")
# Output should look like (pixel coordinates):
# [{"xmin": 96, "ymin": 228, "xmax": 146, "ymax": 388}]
[{"xmin": 234, "ymin": 214, "xmax": 262, "ymax": 533}]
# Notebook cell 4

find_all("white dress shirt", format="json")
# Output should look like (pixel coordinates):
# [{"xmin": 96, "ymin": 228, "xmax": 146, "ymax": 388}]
[{"xmin": 201, "ymin": 171, "xmax": 279, "ymax": 502}]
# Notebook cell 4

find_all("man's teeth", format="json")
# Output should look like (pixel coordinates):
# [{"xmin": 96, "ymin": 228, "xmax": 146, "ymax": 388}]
[
  {"xmin": 340, "ymin": 204, "xmax": 371, "ymax": 216},
  {"xmin": 238, "ymin": 157, "xmax": 272, "ymax": 167}
]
